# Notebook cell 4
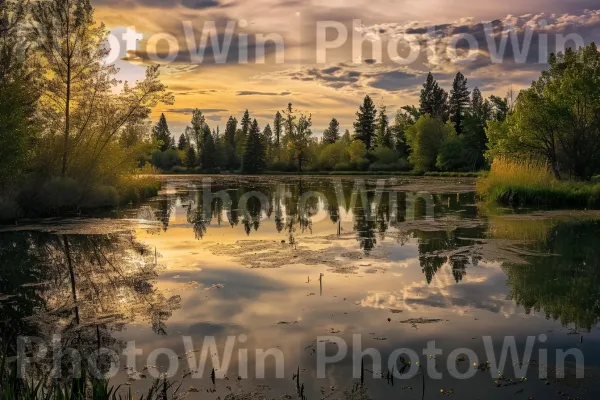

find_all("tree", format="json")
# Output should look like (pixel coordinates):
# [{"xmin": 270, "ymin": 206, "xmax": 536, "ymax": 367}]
[
  {"xmin": 375, "ymin": 105, "xmax": 392, "ymax": 148},
  {"xmin": 153, "ymin": 114, "xmax": 172, "ymax": 151},
  {"xmin": 273, "ymin": 111, "xmax": 283, "ymax": 161},
  {"xmin": 353, "ymin": 95, "xmax": 377, "ymax": 150},
  {"xmin": 177, "ymin": 133, "xmax": 188, "ymax": 150},
  {"xmin": 285, "ymin": 103, "xmax": 313, "ymax": 172},
  {"xmin": 407, "ymin": 114, "xmax": 456, "ymax": 172},
  {"xmin": 184, "ymin": 145, "xmax": 196, "ymax": 169},
  {"xmin": 242, "ymin": 119, "xmax": 267, "ymax": 173},
  {"xmin": 224, "ymin": 116, "xmax": 238, "ymax": 169},
  {"xmin": 391, "ymin": 110, "xmax": 413, "ymax": 159},
  {"xmin": 419, "ymin": 72, "xmax": 449, "ymax": 122},
  {"xmin": 262, "ymin": 124, "xmax": 273, "ymax": 161},
  {"xmin": 449, "ymin": 72, "xmax": 470, "ymax": 134},
  {"xmin": 323, "ymin": 118, "xmax": 340, "ymax": 144},
  {"xmin": 31, "ymin": 0, "xmax": 173, "ymax": 183},
  {"xmin": 31, "ymin": 0, "xmax": 105, "ymax": 177},
  {"xmin": 190, "ymin": 109, "xmax": 205, "ymax": 159},
  {"xmin": 200, "ymin": 124, "xmax": 216, "ymax": 171},
  {"xmin": 486, "ymin": 45, "xmax": 600, "ymax": 180},
  {"xmin": 0, "ymin": 0, "xmax": 38, "ymax": 186}
]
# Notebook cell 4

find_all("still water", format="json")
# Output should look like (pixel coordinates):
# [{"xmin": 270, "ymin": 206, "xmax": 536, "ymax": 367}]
[{"xmin": 2, "ymin": 176, "xmax": 600, "ymax": 399}]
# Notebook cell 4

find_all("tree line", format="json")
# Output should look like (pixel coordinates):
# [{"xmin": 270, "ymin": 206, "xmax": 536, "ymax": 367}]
[{"xmin": 151, "ymin": 71, "xmax": 511, "ymax": 174}]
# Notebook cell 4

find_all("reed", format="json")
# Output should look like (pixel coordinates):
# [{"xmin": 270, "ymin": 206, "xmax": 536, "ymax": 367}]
[{"xmin": 477, "ymin": 158, "xmax": 600, "ymax": 209}]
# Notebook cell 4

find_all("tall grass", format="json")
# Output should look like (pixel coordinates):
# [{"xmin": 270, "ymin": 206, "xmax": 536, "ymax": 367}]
[{"xmin": 477, "ymin": 158, "xmax": 600, "ymax": 209}]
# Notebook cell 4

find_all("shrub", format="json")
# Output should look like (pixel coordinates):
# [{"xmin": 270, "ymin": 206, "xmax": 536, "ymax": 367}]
[
  {"xmin": 0, "ymin": 197, "xmax": 19, "ymax": 222},
  {"xmin": 82, "ymin": 185, "xmax": 119, "ymax": 209},
  {"xmin": 169, "ymin": 165, "xmax": 188, "ymax": 174},
  {"xmin": 38, "ymin": 177, "xmax": 83, "ymax": 211}
]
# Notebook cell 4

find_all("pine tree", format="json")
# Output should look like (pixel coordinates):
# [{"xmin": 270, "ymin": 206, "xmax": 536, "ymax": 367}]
[
  {"xmin": 177, "ymin": 133, "xmax": 187, "ymax": 150},
  {"xmin": 273, "ymin": 111, "xmax": 283, "ymax": 160},
  {"xmin": 153, "ymin": 114, "xmax": 172, "ymax": 151},
  {"xmin": 449, "ymin": 72, "xmax": 471, "ymax": 134},
  {"xmin": 241, "ymin": 110, "xmax": 252, "ymax": 136},
  {"xmin": 375, "ymin": 106, "xmax": 392, "ymax": 148},
  {"xmin": 353, "ymin": 95, "xmax": 377, "ymax": 150},
  {"xmin": 242, "ymin": 119, "xmax": 267, "ymax": 173},
  {"xmin": 323, "ymin": 118, "xmax": 340, "ymax": 144},
  {"xmin": 184, "ymin": 145, "xmax": 196, "ymax": 169},
  {"xmin": 191, "ymin": 109, "xmax": 205, "ymax": 159},
  {"xmin": 201, "ymin": 124, "xmax": 216, "ymax": 171},
  {"xmin": 419, "ymin": 72, "xmax": 449, "ymax": 122},
  {"xmin": 224, "ymin": 116, "xmax": 238, "ymax": 170},
  {"xmin": 263, "ymin": 124, "xmax": 273, "ymax": 161}
]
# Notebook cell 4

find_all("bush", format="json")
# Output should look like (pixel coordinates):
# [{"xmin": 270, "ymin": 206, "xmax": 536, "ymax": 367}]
[
  {"xmin": 0, "ymin": 197, "xmax": 19, "ymax": 223},
  {"xmin": 118, "ymin": 174, "xmax": 160, "ymax": 205},
  {"xmin": 38, "ymin": 177, "xmax": 83, "ymax": 211},
  {"xmin": 168, "ymin": 165, "xmax": 188, "ymax": 174},
  {"xmin": 369, "ymin": 159, "xmax": 411, "ymax": 172},
  {"xmin": 269, "ymin": 161, "xmax": 296, "ymax": 172},
  {"xmin": 82, "ymin": 185, "xmax": 119, "ymax": 209},
  {"xmin": 436, "ymin": 137, "xmax": 471, "ymax": 171}
]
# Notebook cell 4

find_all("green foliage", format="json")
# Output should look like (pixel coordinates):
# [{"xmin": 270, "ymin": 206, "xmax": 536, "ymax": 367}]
[
  {"xmin": 419, "ymin": 72, "xmax": 449, "ymax": 121},
  {"xmin": 0, "ymin": 0, "xmax": 38, "ymax": 187},
  {"xmin": 436, "ymin": 136, "xmax": 470, "ymax": 171},
  {"xmin": 448, "ymin": 72, "xmax": 470, "ymax": 134},
  {"xmin": 485, "ymin": 44, "xmax": 600, "ymax": 180},
  {"xmin": 375, "ymin": 105, "xmax": 392, "ymax": 148},
  {"xmin": 242, "ymin": 119, "xmax": 267, "ymax": 173},
  {"xmin": 353, "ymin": 95, "xmax": 377, "ymax": 150},
  {"xmin": 407, "ymin": 114, "xmax": 456, "ymax": 172},
  {"xmin": 151, "ymin": 149, "xmax": 182, "ymax": 171},
  {"xmin": 200, "ymin": 125, "xmax": 216, "ymax": 171},
  {"xmin": 323, "ymin": 117, "xmax": 340, "ymax": 144},
  {"xmin": 285, "ymin": 103, "xmax": 313, "ymax": 172},
  {"xmin": 152, "ymin": 114, "xmax": 172, "ymax": 151},
  {"xmin": 177, "ymin": 133, "xmax": 187, "ymax": 150},
  {"xmin": 184, "ymin": 145, "xmax": 196, "ymax": 168}
]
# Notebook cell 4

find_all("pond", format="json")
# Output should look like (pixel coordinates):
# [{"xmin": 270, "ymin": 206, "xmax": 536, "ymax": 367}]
[{"xmin": 1, "ymin": 175, "xmax": 600, "ymax": 399}]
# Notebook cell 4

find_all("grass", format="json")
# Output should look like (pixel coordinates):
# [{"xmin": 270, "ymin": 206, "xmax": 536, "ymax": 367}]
[{"xmin": 477, "ymin": 158, "xmax": 600, "ymax": 209}]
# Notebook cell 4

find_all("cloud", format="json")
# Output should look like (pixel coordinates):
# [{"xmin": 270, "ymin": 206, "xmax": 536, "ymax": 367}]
[
  {"xmin": 94, "ymin": 0, "xmax": 230, "ymax": 9},
  {"xmin": 236, "ymin": 90, "xmax": 292, "ymax": 96},
  {"xmin": 165, "ymin": 108, "xmax": 228, "ymax": 114}
]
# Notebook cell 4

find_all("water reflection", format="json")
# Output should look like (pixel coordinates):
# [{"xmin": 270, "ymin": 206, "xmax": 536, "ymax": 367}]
[
  {"xmin": 0, "ymin": 231, "xmax": 180, "ymax": 362},
  {"xmin": 4, "ymin": 177, "xmax": 600, "ymax": 398}
]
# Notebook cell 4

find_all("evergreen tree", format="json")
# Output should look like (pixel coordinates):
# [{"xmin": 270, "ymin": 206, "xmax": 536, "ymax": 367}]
[
  {"xmin": 375, "ymin": 106, "xmax": 392, "ymax": 148},
  {"xmin": 242, "ymin": 119, "xmax": 267, "ymax": 173},
  {"xmin": 224, "ymin": 116, "xmax": 238, "ymax": 170},
  {"xmin": 323, "ymin": 118, "xmax": 340, "ymax": 144},
  {"xmin": 353, "ymin": 95, "xmax": 377, "ymax": 150},
  {"xmin": 184, "ymin": 145, "xmax": 196, "ymax": 169},
  {"xmin": 177, "ymin": 133, "xmax": 188, "ymax": 150},
  {"xmin": 263, "ymin": 124, "xmax": 273, "ymax": 161},
  {"xmin": 419, "ymin": 72, "xmax": 449, "ymax": 121},
  {"xmin": 241, "ymin": 109, "xmax": 252, "ymax": 136},
  {"xmin": 225, "ymin": 117, "xmax": 237, "ymax": 147},
  {"xmin": 449, "ymin": 72, "xmax": 471, "ymax": 134},
  {"xmin": 153, "ymin": 114, "xmax": 172, "ymax": 151},
  {"xmin": 273, "ymin": 111, "xmax": 283, "ymax": 160},
  {"xmin": 201, "ymin": 124, "xmax": 216, "ymax": 171},
  {"xmin": 191, "ymin": 109, "xmax": 205, "ymax": 159}
]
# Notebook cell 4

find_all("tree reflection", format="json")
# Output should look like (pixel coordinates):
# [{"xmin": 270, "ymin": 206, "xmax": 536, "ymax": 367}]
[
  {"xmin": 0, "ymin": 231, "xmax": 180, "ymax": 360},
  {"xmin": 502, "ymin": 220, "xmax": 600, "ymax": 331}
]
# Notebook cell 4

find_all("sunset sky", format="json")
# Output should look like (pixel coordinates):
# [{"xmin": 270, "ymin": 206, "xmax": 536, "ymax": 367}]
[{"xmin": 93, "ymin": 0, "xmax": 600, "ymax": 136}]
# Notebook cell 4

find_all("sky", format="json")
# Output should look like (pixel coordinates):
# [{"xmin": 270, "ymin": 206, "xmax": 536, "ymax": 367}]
[{"xmin": 93, "ymin": 0, "xmax": 600, "ymax": 136}]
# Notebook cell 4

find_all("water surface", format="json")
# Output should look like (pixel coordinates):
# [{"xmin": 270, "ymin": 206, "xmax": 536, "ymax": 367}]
[{"xmin": 2, "ymin": 176, "xmax": 600, "ymax": 399}]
